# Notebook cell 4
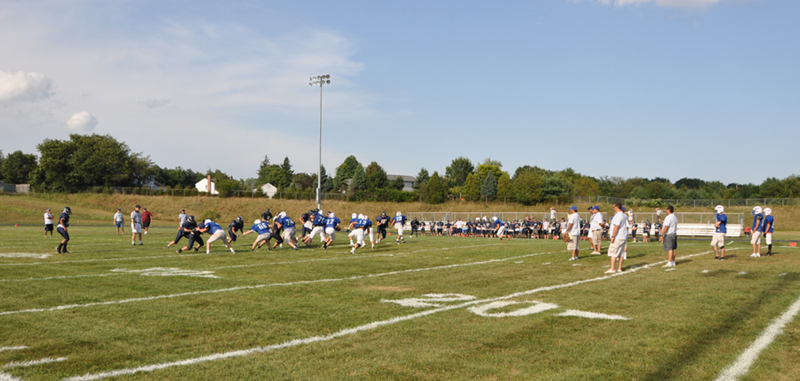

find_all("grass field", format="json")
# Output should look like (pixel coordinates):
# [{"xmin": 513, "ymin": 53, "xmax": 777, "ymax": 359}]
[{"xmin": 2, "ymin": 225, "xmax": 800, "ymax": 380}]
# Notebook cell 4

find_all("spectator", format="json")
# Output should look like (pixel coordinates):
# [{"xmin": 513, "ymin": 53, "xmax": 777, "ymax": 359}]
[
  {"xmin": 660, "ymin": 205, "xmax": 678, "ymax": 267},
  {"xmin": 113, "ymin": 208, "xmax": 124, "ymax": 235},
  {"xmin": 712, "ymin": 205, "xmax": 727, "ymax": 260},
  {"xmin": 605, "ymin": 203, "xmax": 628, "ymax": 274},
  {"xmin": 141, "ymin": 207, "xmax": 153, "ymax": 235}
]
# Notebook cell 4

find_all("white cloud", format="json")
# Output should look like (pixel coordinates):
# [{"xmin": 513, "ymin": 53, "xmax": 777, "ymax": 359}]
[
  {"xmin": 139, "ymin": 99, "xmax": 170, "ymax": 109},
  {"xmin": 0, "ymin": 70, "xmax": 53, "ymax": 103},
  {"xmin": 592, "ymin": 0, "xmax": 722, "ymax": 8},
  {"xmin": 66, "ymin": 111, "xmax": 98, "ymax": 132}
]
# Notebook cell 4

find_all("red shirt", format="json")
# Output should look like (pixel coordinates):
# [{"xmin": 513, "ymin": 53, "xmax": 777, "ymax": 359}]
[{"xmin": 142, "ymin": 210, "xmax": 153, "ymax": 223}]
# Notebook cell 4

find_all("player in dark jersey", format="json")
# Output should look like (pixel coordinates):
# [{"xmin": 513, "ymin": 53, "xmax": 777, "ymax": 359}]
[
  {"xmin": 227, "ymin": 216, "xmax": 245, "ymax": 244},
  {"xmin": 375, "ymin": 212, "xmax": 389, "ymax": 243},
  {"xmin": 56, "ymin": 206, "xmax": 72, "ymax": 254},
  {"xmin": 261, "ymin": 209, "xmax": 273, "ymax": 223},
  {"xmin": 176, "ymin": 215, "xmax": 204, "ymax": 253}
]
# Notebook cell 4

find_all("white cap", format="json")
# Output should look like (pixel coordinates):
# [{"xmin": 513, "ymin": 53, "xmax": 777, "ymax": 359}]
[
  {"xmin": 715, "ymin": 205, "xmax": 724, "ymax": 214},
  {"xmin": 753, "ymin": 206, "xmax": 763, "ymax": 215},
  {"xmin": 254, "ymin": 219, "xmax": 261, "ymax": 225},
  {"xmin": 764, "ymin": 208, "xmax": 772, "ymax": 216}
]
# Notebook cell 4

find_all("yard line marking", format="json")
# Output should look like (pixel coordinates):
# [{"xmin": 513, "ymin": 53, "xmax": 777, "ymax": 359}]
[
  {"xmin": 0, "ymin": 347, "xmax": 26, "ymax": 352},
  {"xmin": 4, "ymin": 357, "xmax": 67, "ymax": 369},
  {"xmin": 63, "ymin": 249, "xmax": 726, "ymax": 380},
  {"xmin": 0, "ymin": 254, "xmax": 51, "ymax": 259},
  {"xmin": 555, "ymin": 310, "xmax": 629, "ymax": 320},
  {"xmin": 0, "ymin": 371, "xmax": 23, "ymax": 381},
  {"xmin": 0, "ymin": 251, "xmax": 555, "ymax": 317},
  {"xmin": 715, "ymin": 293, "xmax": 800, "ymax": 381}
]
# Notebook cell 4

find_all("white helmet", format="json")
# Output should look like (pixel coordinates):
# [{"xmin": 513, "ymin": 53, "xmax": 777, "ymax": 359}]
[
  {"xmin": 715, "ymin": 205, "xmax": 724, "ymax": 214},
  {"xmin": 317, "ymin": 210, "xmax": 324, "ymax": 215},
  {"xmin": 358, "ymin": 214, "xmax": 365, "ymax": 220},
  {"xmin": 764, "ymin": 208, "xmax": 772, "ymax": 216},
  {"xmin": 330, "ymin": 212, "xmax": 336, "ymax": 218},
  {"xmin": 752, "ymin": 206, "xmax": 762, "ymax": 215},
  {"xmin": 204, "ymin": 219, "xmax": 212, "ymax": 225},
  {"xmin": 396, "ymin": 211, "xmax": 402, "ymax": 217},
  {"xmin": 278, "ymin": 211, "xmax": 287, "ymax": 218},
  {"xmin": 363, "ymin": 215, "xmax": 369, "ymax": 220},
  {"xmin": 492, "ymin": 216, "xmax": 498, "ymax": 222},
  {"xmin": 352, "ymin": 213, "xmax": 357, "ymax": 219},
  {"xmin": 253, "ymin": 219, "xmax": 261, "ymax": 225}
]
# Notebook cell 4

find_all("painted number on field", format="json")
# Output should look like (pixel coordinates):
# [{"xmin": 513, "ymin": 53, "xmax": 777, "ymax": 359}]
[{"xmin": 382, "ymin": 294, "xmax": 629, "ymax": 321}]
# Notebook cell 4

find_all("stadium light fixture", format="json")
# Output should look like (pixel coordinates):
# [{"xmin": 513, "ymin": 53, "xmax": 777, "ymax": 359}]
[{"xmin": 309, "ymin": 74, "xmax": 331, "ymax": 210}]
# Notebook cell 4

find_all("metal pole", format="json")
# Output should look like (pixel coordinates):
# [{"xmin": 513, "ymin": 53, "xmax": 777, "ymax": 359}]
[{"xmin": 317, "ymin": 83, "xmax": 322, "ymax": 210}]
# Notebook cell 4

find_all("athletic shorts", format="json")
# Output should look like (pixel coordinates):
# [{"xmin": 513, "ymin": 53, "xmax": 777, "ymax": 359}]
[
  {"xmin": 325, "ymin": 227, "xmax": 336, "ymax": 241},
  {"xmin": 353, "ymin": 229, "xmax": 365, "ymax": 245},
  {"xmin": 765, "ymin": 233, "xmax": 772, "ymax": 245},
  {"xmin": 228, "ymin": 228, "xmax": 238, "ymax": 242},
  {"xmin": 395, "ymin": 224, "xmax": 404, "ymax": 236},
  {"xmin": 114, "ymin": 221, "xmax": 122, "ymax": 228},
  {"xmin": 751, "ymin": 231, "xmax": 762, "ymax": 245},
  {"xmin": 131, "ymin": 223, "xmax": 142, "ymax": 233},
  {"xmin": 142, "ymin": 221, "xmax": 150, "ymax": 228},
  {"xmin": 497, "ymin": 226, "xmax": 507, "ymax": 237},
  {"xmin": 282, "ymin": 227, "xmax": 296, "ymax": 242},
  {"xmin": 663, "ymin": 234, "xmax": 678, "ymax": 251},
  {"xmin": 255, "ymin": 232, "xmax": 271, "ymax": 244},
  {"xmin": 631, "ymin": 230, "xmax": 637, "ymax": 238},
  {"xmin": 57, "ymin": 226, "xmax": 70, "ymax": 241},
  {"xmin": 591, "ymin": 230, "xmax": 602, "ymax": 245},
  {"xmin": 711, "ymin": 233, "xmax": 725, "ymax": 248},
  {"xmin": 308, "ymin": 226, "xmax": 325, "ymax": 240},
  {"xmin": 567, "ymin": 235, "xmax": 580, "ymax": 251},
  {"xmin": 608, "ymin": 239, "xmax": 626, "ymax": 258},
  {"xmin": 45, "ymin": 224, "xmax": 54, "ymax": 232},
  {"xmin": 207, "ymin": 230, "xmax": 227, "ymax": 244}
]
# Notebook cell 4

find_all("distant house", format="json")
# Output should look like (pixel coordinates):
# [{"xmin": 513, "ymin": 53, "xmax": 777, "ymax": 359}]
[
  {"xmin": 144, "ymin": 179, "xmax": 166, "ymax": 191},
  {"xmin": 258, "ymin": 183, "xmax": 278, "ymax": 198},
  {"xmin": 195, "ymin": 178, "xmax": 218, "ymax": 195},
  {"xmin": 386, "ymin": 174, "xmax": 416, "ymax": 192}
]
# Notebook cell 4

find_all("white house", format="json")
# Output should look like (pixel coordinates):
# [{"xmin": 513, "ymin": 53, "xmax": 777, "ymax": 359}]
[
  {"xmin": 144, "ymin": 179, "xmax": 166, "ymax": 191},
  {"xmin": 258, "ymin": 183, "xmax": 278, "ymax": 198},
  {"xmin": 386, "ymin": 174, "xmax": 416, "ymax": 192},
  {"xmin": 195, "ymin": 178, "xmax": 218, "ymax": 195}
]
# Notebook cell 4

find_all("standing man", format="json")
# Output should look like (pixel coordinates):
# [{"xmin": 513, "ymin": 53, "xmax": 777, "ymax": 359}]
[
  {"xmin": 750, "ymin": 206, "xmax": 764, "ymax": 258},
  {"xmin": 261, "ymin": 209, "xmax": 273, "ymax": 224},
  {"xmin": 131, "ymin": 204, "xmax": 143, "ymax": 246},
  {"xmin": 605, "ymin": 203, "xmax": 627, "ymax": 274},
  {"xmin": 655, "ymin": 207, "xmax": 662, "ymax": 221},
  {"xmin": 113, "ymin": 208, "xmax": 124, "ymax": 235},
  {"xmin": 589, "ymin": 206, "xmax": 604, "ymax": 254},
  {"xmin": 391, "ymin": 211, "xmax": 407, "ymax": 244},
  {"xmin": 764, "ymin": 208, "xmax": 775, "ymax": 256},
  {"xmin": 56, "ymin": 206, "xmax": 72, "ymax": 254},
  {"xmin": 178, "ymin": 209, "xmax": 187, "ymax": 227},
  {"xmin": 712, "ymin": 205, "xmax": 727, "ymax": 260},
  {"xmin": 565, "ymin": 206, "xmax": 581, "ymax": 261},
  {"xmin": 550, "ymin": 207, "xmax": 557, "ymax": 221},
  {"xmin": 141, "ymin": 207, "xmax": 153, "ymax": 235},
  {"xmin": 660, "ymin": 205, "xmax": 678, "ymax": 267},
  {"xmin": 44, "ymin": 208, "xmax": 54, "ymax": 238},
  {"xmin": 197, "ymin": 219, "xmax": 236, "ymax": 254}
]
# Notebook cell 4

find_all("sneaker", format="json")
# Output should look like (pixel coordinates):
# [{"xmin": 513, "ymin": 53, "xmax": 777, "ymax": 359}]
[
  {"xmin": 749, "ymin": 253, "xmax": 758, "ymax": 258},
  {"xmin": 144, "ymin": 231, "xmax": 148, "ymax": 235},
  {"xmin": 719, "ymin": 257, "xmax": 724, "ymax": 260},
  {"xmin": 139, "ymin": 242, "xmax": 143, "ymax": 245},
  {"xmin": 662, "ymin": 263, "xmax": 672, "ymax": 268},
  {"xmin": 194, "ymin": 247, "xmax": 199, "ymax": 252},
  {"xmin": 350, "ymin": 248, "xmax": 356, "ymax": 254},
  {"xmin": 131, "ymin": 242, "xmax": 135, "ymax": 246},
  {"xmin": 714, "ymin": 256, "xmax": 720, "ymax": 260},
  {"xmin": 230, "ymin": 248, "xmax": 235, "ymax": 253},
  {"xmin": 62, "ymin": 250, "xmax": 70, "ymax": 254},
  {"xmin": 56, "ymin": 246, "xmax": 61, "ymax": 254},
  {"xmin": 604, "ymin": 269, "xmax": 615, "ymax": 274},
  {"xmin": 176, "ymin": 248, "xmax": 183, "ymax": 253},
  {"xmin": 293, "ymin": 246, "xmax": 298, "ymax": 251},
  {"xmin": 371, "ymin": 244, "xmax": 375, "ymax": 249},
  {"xmin": 569, "ymin": 257, "xmax": 576, "ymax": 261}
]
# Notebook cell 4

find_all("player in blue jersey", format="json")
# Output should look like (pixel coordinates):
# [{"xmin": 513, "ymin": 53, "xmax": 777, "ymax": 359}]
[
  {"xmin": 275, "ymin": 212, "xmax": 299, "ymax": 250},
  {"xmin": 242, "ymin": 218, "xmax": 272, "ymax": 251},
  {"xmin": 390, "ymin": 211, "xmax": 407, "ymax": 244},
  {"xmin": 750, "ymin": 206, "xmax": 765, "ymax": 258},
  {"xmin": 322, "ymin": 212, "xmax": 341, "ymax": 249},
  {"xmin": 347, "ymin": 213, "xmax": 358, "ymax": 246},
  {"xmin": 764, "ymin": 208, "xmax": 775, "ymax": 256},
  {"xmin": 492, "ymin": 216, "xmax": 508, "ymax": 241},
  {"xmin": 364, "ymin": 215, "xmax": 375, "ymax": 248},
  {"xmin": 227, "ymin": 216, "xmax": 245, "ymax": 244},
  {"xmin": 350, "ymin": 214, "xmax": 368, "ymax": 254},
  {"xmin": 197, "ymin": 219, "xmax": 235, "ymax": 254},
  {"xmin": 303, "ymin": 210, "xmax": 327, "ymax": 246},
  {"xmin": 712, "ymin": 205, "xmax": 727, "ymax": 260},
  {"xmin": 56, "ymin": 206, "xmax": 72, "ymax": 254}
]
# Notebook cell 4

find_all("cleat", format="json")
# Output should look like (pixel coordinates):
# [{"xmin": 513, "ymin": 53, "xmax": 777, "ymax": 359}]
[
  {"xmin": 139, "ymin": 242, "xmax": 143, "ymax": 245},
  {"xmin": 62, "ymin": 250, "xmax": 70, "ymax": 254},
  {"xmin": 176, "ymin": 248, "xmax": 182, "ymax": 253},
  {"xmin": 604, "ymin": 269, "xmax": 615, "ymax": 274}
]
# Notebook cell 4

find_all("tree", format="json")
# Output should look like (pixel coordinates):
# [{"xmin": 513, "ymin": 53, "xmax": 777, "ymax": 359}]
[
  {"xmin": 0, "ymin": 150, "xmax": 4, "ymax": 181},
  {"xmin": 540, "ymin": 175, "xmax": 571, "ymax": 201},
  {"xmin": 334, "ymin": 155, "xmax": 360, "ymax": 191},
  {"xmin": 292, "ymin": 173, "xmax": 315, "ymax": 189},
  {"xmin": 463, "ymin": 173, "xmax": 480, "ymax": 201},
  {"xmin": 424, "ymin": 171, "xmax": 445, "ymax": 204},
  {"xmin": 349, "ymin": 164, "xmax": 367, "ymax": 193},
  {"xmin": 258, "ymin": 165, "xmax": 289, "ymax": 189},
  {"xmin": 365, "ymin": 162, "xmax": 389, "ymax": 191},
  {"xmin": 260, "ymin": 155, "xmax": 270, "ymax": 169},
  {"xmin": 1, "ymin": 150, "xmax": 38, "ymax": 184},
  {"xmin": 475, "ymin": 163, "xmax": 505, "ymax": 186},
  {"xmin": 497, "ymin": 173, "xmax": 512, "ymax": 200},
  {"xmin": 414, "ymin": 168, "xmax": 430, "ymax": 191},
  {"xmin": 481, "ymin": 171, "xmax": 497, "ymax": 199},
  {"xmin": 280, "ymin": 157, "xmax": 294, "ymax": 188},
  {"xmin": 512, "ymin": 170, "xmax": 544, "ymax": 205},
  {"xmin": 445, "ymin": 157, "xmax": 474, "ymax": 187},
  {"xmin": 389, "ymin": 176, "xmax": 405, "ymax": 190},
  {"xmin": 30, "ymin": 134, "xmax": 153, "ymax": 191}
]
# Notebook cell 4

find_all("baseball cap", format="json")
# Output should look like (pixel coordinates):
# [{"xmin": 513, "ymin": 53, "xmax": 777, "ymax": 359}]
[
  {"xmin": 144, "ymin": 207, "xmax": 147, "ymax": 210},
  {"xmin": 591, "ymin": 206, "xmax": 599, "ymax": 211},
  {"xmin": 569, "ymin": 205, "xmax": 578, "ymax": 211},
  {"xmin": 135, "ymin": 204, "xmax": 141, "ymax": 208},
  {"xmin": 621, "ymin": 206, "xmax": 626, "ymax": 212}
]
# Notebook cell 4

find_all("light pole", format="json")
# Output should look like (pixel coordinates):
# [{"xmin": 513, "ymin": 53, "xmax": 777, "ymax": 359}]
[{"xmin": 309, "ymin": 74, "xmax": 330, "ymax": 210}]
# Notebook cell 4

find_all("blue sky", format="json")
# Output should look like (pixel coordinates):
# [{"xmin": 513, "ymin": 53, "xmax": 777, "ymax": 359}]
[{"xmin": 1, "ymin": 0, "xmax": 797, "ymax": 185}]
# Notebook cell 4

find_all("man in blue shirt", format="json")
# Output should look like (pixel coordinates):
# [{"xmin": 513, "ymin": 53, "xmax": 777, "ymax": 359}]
[
  {"xmin": 764, "ymin": 208, "xmax": 775, "ymax": 256},
  {"xmin": 391, "ymin": 212, "xmax": 407, "ymax": 244},
  {"xmin": 750, "ymin": 206, "xmax": 765, "ymax": 258},
  {"xmin": 275, "ymin": 212, "xmax": 298, "ymax": 250},
  {"xmin": 56, "ymin": 206, "xmax": 72, "ymax": 254},
  {"xmin": 351, "ymin": 214, "xmax": 368, "ymax": 254},
  {"xmin": 242, "ymin": 218, "xmax": 272, "ymax": 251},
  {"xmin": 302, "ymin": 210, "xmax": 327, "ymax": 247},
  {"xmin": 322, "ymin": 212, "xmax": 341, "ymax": 250},
  {"xmin": 712, "ymin": 205, "xmax": 727, "ymax": 260},
  {"xmin": 197, "ymin": 219, "xmax": 235, "ymax": 254}
]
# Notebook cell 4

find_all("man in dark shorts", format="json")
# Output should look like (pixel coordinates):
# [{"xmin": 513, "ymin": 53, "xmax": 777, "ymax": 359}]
[
  {"xmin": 175, "ymin": 215, "xmax": 204, "ymax": 253},
  {"xmin": 227, "ymin": 216, "xmax": 245, "ymax": 244},
  {"xmin": 375, "ymin": 212, "xmax": 390, "ymax": 243},
  {"xmin": 660, "ymin": 205, "xmax": 678, "ymax": 267},
  {"xmin": 141, "ymin": 207, "xmax": 153, "ymax": 235},
  {"xmin": 56, "ymin": 206, "xmax": 72, "ymax": 254}
]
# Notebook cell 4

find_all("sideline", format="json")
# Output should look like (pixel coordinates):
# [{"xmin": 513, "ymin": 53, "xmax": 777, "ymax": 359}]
[{"xmin": 62, "ymin": 249, "xmax": 726, "ymax": 380}]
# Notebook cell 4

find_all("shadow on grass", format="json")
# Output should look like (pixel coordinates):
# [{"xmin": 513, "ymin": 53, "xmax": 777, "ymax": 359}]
[{"xmin": 640, "ymin": 275, "xmax": 800, "ymax": 381}]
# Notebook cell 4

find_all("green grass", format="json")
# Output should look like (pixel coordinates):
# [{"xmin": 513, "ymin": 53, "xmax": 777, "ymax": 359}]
[{"xmin": 1, "ymin": 226, "xmax": 800, "ymax": 380}]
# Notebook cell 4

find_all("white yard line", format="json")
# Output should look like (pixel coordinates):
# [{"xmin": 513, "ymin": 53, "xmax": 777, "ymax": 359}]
[
  {"xmin": 4, "ymin": 357, "xmax": 67, "ymax": 369},
  {"xmin": 0, "ymin": 251, "xmax": 554, "ymax": 317},
  {"xmin": 63, "ymin": 249, "xmax": 723, "ymax": 380},
  {"xmin": 715, "ymin": 293, "xmax": 800, "ymax": 381},
  {"xmin": 0, "ymin": 347, "xmax": 26, "ymax": 352},
  {"xmin": 0, "ymin": 371, "xmax": 23, "ymax": 381}
]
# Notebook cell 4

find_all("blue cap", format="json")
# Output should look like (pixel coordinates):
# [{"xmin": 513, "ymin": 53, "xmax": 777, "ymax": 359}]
[
  {"xmin": 569, "ymin": 205, "xmax": 578, "ymax": 211},
  {"xmin": 591, "ymin": 206, "xmax": 599, "ymax": 211},
  {"xmin": 621, "ymin": 206, "xmax": 626, "ymax": 212}
]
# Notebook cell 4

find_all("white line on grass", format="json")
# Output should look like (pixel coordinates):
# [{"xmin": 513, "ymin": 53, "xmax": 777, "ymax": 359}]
[
  {"xmin": 63, "ymin": 249, "xmax": 725, "ymax": 380},
  {"xmin": 4, "ymin": 357, "xmax": 67, "ymax": 369},
  {"xmin": 0, "ymin": 347, "xmax": 26, "ymax": 352},
  {"xmin": 0, "ymin": 251, "xmax": 555, "ymax": 317},
  {"xmin": 715, "ymin": 293, "xmax": 800, "ymax": 381},
  {"xmin": 0, "ymin": 371, "xmax": 23, "ymax": 381}
]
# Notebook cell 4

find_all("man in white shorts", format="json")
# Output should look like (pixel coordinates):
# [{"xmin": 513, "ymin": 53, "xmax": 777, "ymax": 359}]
[
  {"xmin": 197, "ymin": 219, "xmax": 235, "ymax": 254},
  {"xmin": 130, "ymin": 204, "xmax": 143, "ymax": 246},
  {"xmin": 565, "ymin": 205, "xmax": 581, "ymax": 261},
  {"xmin": 242, "ymin": 219, "xmax": 272, "ymax": 251},
  {"xmin": 391, "ymin": 212, "xmax": 406, "ymax": 244},
  {"xmin": 276, "ymin": 212, "xmax": 299, "ymax": 250},
  {"xmin": 750, "ymin": 206, "xmax": 764, "ymax": 257},
  {"xmin": 492, "ymin": 216, "xmax": 507, "ymax": 240},
  {"xmin": 660, "ymin": 205, "xmax": 678, "ymax": 267},
  {"xmin": 606, "ymin": 203, "xmax": 628, "ymax": 274},
  {"xmin": 712, "ymin": 205, "xmax": 727, "ymax": 260},
  {"xmin": 351, "ymin": 214, "xmax": 367, "ymax": 254},
  {"xmin": 764, "ymin": 208, "xmax": 775, "ymax": 256},
  {"xmin": 589, "ymin": 206, "xmax": 604, "ymax": 254},
  {"xmin": 322, "ymin": 212, "xmax": 341, "ymax": 249},
  {"xmin": 302, "ymin": 210, "xmax": 327, "ymax": 247}
]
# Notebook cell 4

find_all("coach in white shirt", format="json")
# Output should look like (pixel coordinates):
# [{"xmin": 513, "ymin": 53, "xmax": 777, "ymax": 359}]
[
  {"xmin": 566, "ymin": 206, "xmax": 581, "ymax": 261},
  {"xmin": 589, "ymin": 206, "xmax": 604, "ymax": 254},
  {"xmin": 606, "ymin": 203, "xmax": 628, "ymax": 274},
  {"xmin": 660, "ymin": 205, "xmax": 678, "ymax": 267}
]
